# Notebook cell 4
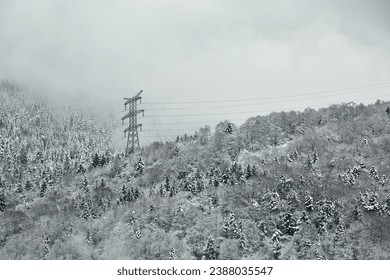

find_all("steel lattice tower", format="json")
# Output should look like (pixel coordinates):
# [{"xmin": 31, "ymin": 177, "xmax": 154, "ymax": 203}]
[{"xmin": 122, "ymin": 90, "xmax": 144, "ymax": 156}]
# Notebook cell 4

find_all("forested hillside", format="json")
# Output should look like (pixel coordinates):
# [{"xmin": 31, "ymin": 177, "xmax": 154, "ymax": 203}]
[{"xmin": 1, "ymin": 81, "xmax": 390, "ymax": 260}]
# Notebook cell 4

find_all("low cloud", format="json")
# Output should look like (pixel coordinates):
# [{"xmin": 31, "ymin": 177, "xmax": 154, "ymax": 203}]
[{"xmin": 1, "ymin": 0, "xmax": 389, "ymax": 143}]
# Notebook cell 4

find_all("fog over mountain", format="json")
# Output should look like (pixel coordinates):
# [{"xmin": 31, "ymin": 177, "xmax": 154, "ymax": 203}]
[{"xmin": 1, "ymin": 0, "xmax": 389, "ymax": 144}]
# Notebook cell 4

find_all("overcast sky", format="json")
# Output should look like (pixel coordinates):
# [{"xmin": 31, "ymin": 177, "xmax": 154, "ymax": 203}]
[{"xmin": 1, "ymin": 0, "xmax": 389, "ymax": 145}]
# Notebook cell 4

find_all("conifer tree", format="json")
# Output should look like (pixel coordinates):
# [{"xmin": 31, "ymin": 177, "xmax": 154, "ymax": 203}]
[
  {"xmin": 245, "ymin": 164, "xmax": 252, "ymax": 179},
  {"xmin": 304, "ymin": 193, "xmax": 314, "ymax": 212},
  {"xmin": 104, "ymin": 150, "xmax": 111, "ymax": 165},
  {"xmin": 77, "ymin": 164, "xmax": 86, "ymax": 174},
  {"xmin": 136, "ymin": 158, "xmax": 145, "ymax": 174},
  {"xmin": 134, "ymin": 228, "xmax": 142, "ymax": 239},
  {"xmin": 277, "ymin": 176, "xmax": 294, "ymax": 199},
  {"xmin": 19, "ymin": 146, "xmax": 28, "ymax": 164},
  {"xmin": 354, "ymin": 205, "xmax": 363, "ymax": 221},
  {"xmin": 305, "ymin": 155, "xmax": 313, "ymax": 170},
  {"xmin": 159, "ymin": 184, "xmax": 165, "ymax": 197},
  {"xmin": 315, "ymin": 210, "xmax": 327, "ymax": 234},
  {"xmin": 315, "ymin": 250, "xmax": 326, "ymax": 260},
  {"xmin": 281, "ymin": 212, "xmax": 300, "ymax": 235},
  {"xmin": 0, "ymin": 190, "xmax": 5, "ymax": 212},
  {"xmin": 24, "ymin": 180, "xmax": 33, "ymax": 191},
  {"xmin": 81, "ymin": 198, "xmax": 90, "ymax": 219},
  {"xmin": 365, "ymin": 193, "xmax": 380, "ymax": 211},
  {"xmin": 174, "ymin": 146, "xmax": 180, "ymax": 157},
  {"xmin": 99, "ymin": 155, "xmax": 106, "ymax": 167},
  {"xmin": 91, "ymin": 205, "xmax": 98, "ymax": 219},
  {"xmin": 256, "ymin": 220, "xmax": 267, "ymax": 235},
  {"xmin": 239, "ymin": 232, "xmax": 247, "ymax": 252},
  {"xmin": 221, "ymin": 173, "xmax": 229, "ymax": 184},
  {"xmin": 15, "ymin": 183, "xmax": 23, "ymax": 193},
  {"xmin": 287, "ymin": 190, "xmax": 301, "ymax": 208},
  {"xmin": 269, "ymin": 189, "xmax": 280, "ymax": 211},
  {"xmin": 169, "ymin": 184, "xmax": 176, "ymax": 197},
  {"xmin": 92, "ymin": 153, "xmax": 100, "ymax": 168},
  {"xmin": 251, "ymin": 165, "xmax": 257, "ymax": 177},
  {"xmin": 0, "ymin": 140, "xmax": 5, "ymax": 159},
  {"xmin": 225, "ymin": 123, "xmax": 233, "ymax": 134},
  {"xmin": 358, "ymin": 192, "xmax": 368, "ymax": 207},
  {"xmin": 204, "ymin": 237, "xmax": 219, "ymax": 260},
  {"xmin": 196, "ymin": 180, "xmax": 204, "ymax": 194},
  {"xmin": 68, "ymin": 224, "xmax": 74, "ymax": 236},
  {"xmin": 169, "ymin": 248, "xmax": 177, "ymax": 260},
  {"xmin": 222, "ymin": 212, "xmax": 246, "ymax": 240},
  {"xmin": 42, "ymin": 235, "xmax": 50, "ymax": 260},
  {"xmin": 312, "ymin": 148, "xmax": 319, "ymax": 163},
  {"xmin": 271, "ymin": 229, "xmax": 282, "ymax": 243},
  {"xmin": 85, "ymin": 229, "xmax": 93, "ymax": 243},
  {"xmin": 210, "ymin": 193, "xmax": 219, "ymax": 207},
  {"xmin": 300, "ymin": 211, "xmax": 311, "ymax": 224},
  {"xmin": 82, "ymin": 176, "xmax": 89, "ymax": 193},
  {"xmin": 380, "ymin": 175, "xmax": 388, "ymax": 187},
  {"xmin": 129, "ymin": 186, "xmax": 141, "ymax": 202},
  {"xmin": 121, "ymin": 185, "xmax": 128, "ymax": 203},
  {"xmin": 383, "ymin": 194, "xmax": 390, "ymax": 214},
  {"xmin": 164, "ymin": 176, "xmax": 170, "ymax": 193},
  {"xmin": 370, "ymin": 166, "xmax": 379, "ymax": 182},
  {"xmin": 334, "ymin": 222, "xmax": 346, "ymax": 244},
  {"xmin": 64, "ymin": 154, "xmax": 70, "ymax": 172},
  {"xmin": 39, "ymin": 180, "xmax": 47, "ymax": 197},
  {"xmin": 273, "ymin": 242, "xmax": 282, "ymax": 260}
]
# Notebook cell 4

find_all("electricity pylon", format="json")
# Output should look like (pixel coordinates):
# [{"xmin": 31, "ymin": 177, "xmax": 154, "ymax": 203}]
[{"xmin": 122, "ymin": 90, "xmax": 144, "ymax": 156}]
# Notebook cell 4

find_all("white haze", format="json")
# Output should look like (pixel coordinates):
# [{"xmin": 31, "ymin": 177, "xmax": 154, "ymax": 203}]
[{"xmin": 1, "ymin": 0, "xmax": 389, "ymax": 145}]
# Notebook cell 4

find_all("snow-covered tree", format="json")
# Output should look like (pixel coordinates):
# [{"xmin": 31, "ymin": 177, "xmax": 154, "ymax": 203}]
[
  {"xmin": 0, "ymin": 190, "xmax": 5, "ymax": 212},
  {"xmin": 204, "ymin": 237, "xmax": 219, "ymax": 260},
  {"xmin": 225, "ymin": 123, "xmax": 233, "ymax": 134}
]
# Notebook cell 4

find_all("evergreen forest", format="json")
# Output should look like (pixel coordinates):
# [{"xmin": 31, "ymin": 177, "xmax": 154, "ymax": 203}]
[{"xmin": 1, "ymin": 81, "xmax": 390, "ymax": 260}]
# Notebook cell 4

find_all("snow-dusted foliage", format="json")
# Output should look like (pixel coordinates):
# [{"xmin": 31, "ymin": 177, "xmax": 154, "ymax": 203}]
[{"xmin": 1, "ymin": 83, "xmax": 390, "ymax": 260}]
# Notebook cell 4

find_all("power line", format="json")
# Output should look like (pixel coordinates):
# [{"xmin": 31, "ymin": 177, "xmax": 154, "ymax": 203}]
[
  {"xmin": 142, "ymin": 81, "xmax": 390, "ymax": 105},
  {"xmin": 107, "ymin": 93, "xmax": 389, "ymax": 128},
  {"xmin": 142, "ymin": 129, "xmax": 201, "ymax": 132},
  {"xmin": 109, "ymin": 110, "xmax": 126, "ymax": 117},
  {"xmin": 107, "ymin": 82, "xmax": 389, "ymax": 118},
  {"xmin": 142, "ymin": 84, "xmax": 390, "ymax": 111},
  {"xmin": 141, "ymin": 135, "xmax": 188, "ymax": 138},
  {"xmin": 142, "ymin": 119, "xmax": 239, "ymax": 126},
  {"xmin": 142, "ymin": 93, "xmax": 390, "ymax": 118},
  {"xmin": 110, "ymin": 92, "xmax": 389, "ymax": 132},
  {"xmin": 143, "ymin": 67, "xmax": 390, "ymax": 93},
  {"xmin": 115, "ymin": 93, "xmax": 390, "ymax": 139}
]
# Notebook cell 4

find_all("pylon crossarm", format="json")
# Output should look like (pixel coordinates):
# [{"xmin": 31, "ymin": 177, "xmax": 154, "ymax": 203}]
[
  {"xmin": 124, "ymin": 91, "xmax": 142, "ymax": 105},
  {"xmin": 123, "ymin": 124, "xmax": 142, "ymax": 133},
  {"xmin": 124, "ymin": 97, "xmax": 141, "ymax": 105},
  {"xmin": 121, "ymin": 110, "xmax": 144, "ymax": 120}
]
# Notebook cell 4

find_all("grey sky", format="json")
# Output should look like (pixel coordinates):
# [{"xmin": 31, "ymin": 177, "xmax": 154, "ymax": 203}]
[{"xmin": 1, "ymin": 0, "xmax": 389, "ymax": 145}]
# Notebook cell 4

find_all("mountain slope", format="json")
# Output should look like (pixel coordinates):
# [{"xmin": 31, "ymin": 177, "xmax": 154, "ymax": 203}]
[{"xmin": 1, "ymin": 82, "xmax": 390, "ymax": 259}]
